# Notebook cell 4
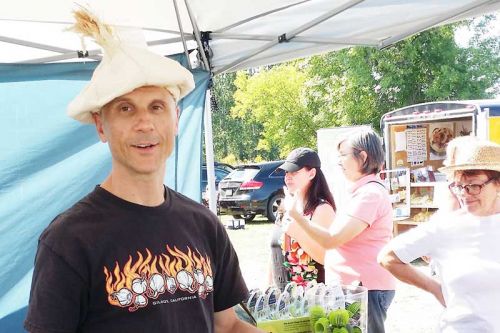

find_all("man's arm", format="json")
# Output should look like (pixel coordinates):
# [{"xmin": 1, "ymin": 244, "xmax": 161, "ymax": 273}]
[
  {"xmin": 25, "ymin": 241, "xmax": 87, "ymax": 333},
  {"xmin": 214, "ymin": 307, "xmax": 265, "ymax": 333}
]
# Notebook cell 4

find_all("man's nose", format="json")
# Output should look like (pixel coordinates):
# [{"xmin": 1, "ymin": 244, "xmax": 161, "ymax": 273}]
[{"xmin": 134, "ymin": 109, "xmax": 154, "ymax": 131}]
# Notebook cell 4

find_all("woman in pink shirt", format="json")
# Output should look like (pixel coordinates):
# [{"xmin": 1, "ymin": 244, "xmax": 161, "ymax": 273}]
[{"xmin": 283, "ymin": 129, "xmax": 396, "ymax": 333}]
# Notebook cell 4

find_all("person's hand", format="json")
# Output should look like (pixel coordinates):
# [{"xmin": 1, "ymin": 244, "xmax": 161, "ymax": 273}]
[
  {"xmin": 427, "ymin": 278, "xmax": 446, "ymax": 308},
  {"xmin": 282, "ymin": 186, "xmax": 296, "ymax": 211},
  {"xmin": 282, "ymin": 186, "xmax": 303, "ymax": 221}
]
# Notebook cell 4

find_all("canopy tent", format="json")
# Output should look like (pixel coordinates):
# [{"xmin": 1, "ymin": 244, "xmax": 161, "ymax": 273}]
[
  {"xmin": 1, "ymin": 0, "xmax": 500, "ymax": 71},
  {"xmin": 2, "ymin": 0, "xmax": 498, "ymax": 210},
  {"xmin": 1, "ymin": 1, "xmax": 499, "ymax": 331}
]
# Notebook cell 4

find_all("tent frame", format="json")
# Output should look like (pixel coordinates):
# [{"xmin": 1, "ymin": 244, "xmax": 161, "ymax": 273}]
[{"xmin": 1, "ymin": 0, "xmax": 497, "ymax": 214}]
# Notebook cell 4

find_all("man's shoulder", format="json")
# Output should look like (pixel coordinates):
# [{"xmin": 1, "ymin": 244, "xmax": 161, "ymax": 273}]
[
  {"xmin": 167, "ymin": 188, "xmax": 223, "ymax": 229},
  {"xmin": 41, "ymin": 189, "xmax": 101, "ymax": 241},
  {"xmin": 168, "ymin": 188, "xmax": 215, "ymax": 215}
]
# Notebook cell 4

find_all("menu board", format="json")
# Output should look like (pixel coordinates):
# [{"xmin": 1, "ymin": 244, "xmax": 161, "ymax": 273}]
[
  {"xmin": 388, "ymin": 117, "xmax": 474, "ymax": 171},
  {"xmin": 406, "ymin": 126, "xmax": 427, "ymax": 166}
]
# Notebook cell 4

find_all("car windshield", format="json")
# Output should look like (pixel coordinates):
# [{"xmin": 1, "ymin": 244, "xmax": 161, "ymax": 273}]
[
  {"xmin": 227, "ymin": 167, "xmax": 260, "ymax": 181},
  {"xmin": 202, "ymin": 168, "xmax": 231, "ymax": 182}
]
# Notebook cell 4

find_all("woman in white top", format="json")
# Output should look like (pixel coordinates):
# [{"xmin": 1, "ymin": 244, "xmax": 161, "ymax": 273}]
[{"xmin": 379, "ymin": 138, "xmax": 500, "ymax": 332}]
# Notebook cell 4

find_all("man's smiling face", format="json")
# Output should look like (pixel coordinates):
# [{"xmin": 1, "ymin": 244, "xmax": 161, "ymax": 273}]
[{"xmin": 93, "ymin": 86, "xmax": 179, "ymax": 178}]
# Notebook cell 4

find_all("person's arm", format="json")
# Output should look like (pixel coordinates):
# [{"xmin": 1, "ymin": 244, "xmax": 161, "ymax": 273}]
[
  {"xmin": 286, "ymin": 204, "xmax": 338, "ymax": 258},
  {"xmin": 24, "ymin": 241, "xmax": 88, "ymax": 333},
  {"xmin": 378, "ymin": 249, "xmax": 445, "ymax": 307},
  {"xmin": 287, "ymin": 207, "xmax": 367, "ymax": 250},
  {"xmin": 214, "ymin": 307, "xmax": 265, "ymax": 333}
]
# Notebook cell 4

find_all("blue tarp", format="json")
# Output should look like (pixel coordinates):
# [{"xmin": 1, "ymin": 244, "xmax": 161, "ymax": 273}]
[{"xmin": 0, "ymin": 56, "xmax": 210, "ymax": 331}]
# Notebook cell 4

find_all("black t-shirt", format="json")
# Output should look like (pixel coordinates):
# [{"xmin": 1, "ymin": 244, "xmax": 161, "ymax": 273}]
[{"xmin": 24, "ymin": 186, "xmax": 248, "ymax": 333}]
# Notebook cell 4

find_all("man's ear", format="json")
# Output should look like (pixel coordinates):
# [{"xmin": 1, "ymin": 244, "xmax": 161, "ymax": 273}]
[
  {"xmin": 92, "ymin": 112, "xmax": 108, "ymax": 143},
  {"xmin": 174, "ymin": 106, "xmax": 180, "ymax": 135}
]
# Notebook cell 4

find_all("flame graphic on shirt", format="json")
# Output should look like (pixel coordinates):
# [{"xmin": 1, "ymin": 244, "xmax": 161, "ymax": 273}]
[{"xmin": 103, "ymin": 246, "xmax": 213, "ymax": 312}]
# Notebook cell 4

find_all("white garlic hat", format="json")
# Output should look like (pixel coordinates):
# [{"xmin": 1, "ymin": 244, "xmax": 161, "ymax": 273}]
[{"xmin": 67, "ymin": 7, "xmax": 195, "ymax": 124}]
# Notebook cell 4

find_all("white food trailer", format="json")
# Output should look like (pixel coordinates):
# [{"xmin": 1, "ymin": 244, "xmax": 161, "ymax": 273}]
[{"xmin": 380, "ymin": 100, "xmax": 500, "ymax": 234}]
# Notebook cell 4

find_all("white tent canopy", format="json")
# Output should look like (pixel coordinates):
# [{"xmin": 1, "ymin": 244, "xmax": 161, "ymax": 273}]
[
  {"xmin": 1, "ymin": 0, "xmax": 499, "ymax": 72},
  {"xmin": 1, "ymin": 0, "xmax": 499, "ymax": 213}
]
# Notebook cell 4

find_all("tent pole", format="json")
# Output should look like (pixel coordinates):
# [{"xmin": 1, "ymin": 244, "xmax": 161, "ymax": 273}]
[
  {"xmin": 19, "ymin": 36, "xmax": 192, "ymax": 64},
  {"xmin": 0, "ymin": 36, "xmax": 72, "ymax": 54},
  {"xmin": 172, "ymin": 0, "xmax": 192, "ymax": 70},
  {"xmin": 215, "ymin": 0, "xmax": 364, "ymax": 74},
  {"xmin": 0, "ymin": 35, "xmax": 99, "ymax": 63},
  {"xmin": 214, "ymin": 0, "xmax": 310, "ymax": 33},
  {"xmin": 285, "ymin": 0, "xmax": 364, "ymax": 41},
  {"xmin": 379, "ymin": 0, "xmax": 494, "ymax": 48},
  {"xmin": 204, "ymin": 87, "xmax": 217, "ymax": 215},
  {"xmin": 210, "ymin": 33, "xmax": 377, "ymax": 46},
  {"xmin": 183, "ymin": 0, "xmax": 210, "ymax": 71},
  {"xmin": 20, "ymin": 50, "xmax": 102, "ymax": 64}
]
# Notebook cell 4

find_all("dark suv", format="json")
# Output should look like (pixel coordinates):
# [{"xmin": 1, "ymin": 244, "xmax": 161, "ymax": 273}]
[
  {"xmin": 218, "ymin": 161, "xmax": 285, "ymax": 222},
  {"xmin": 201, "ymin": 163, "xmax": 234, "ymax": 207}
]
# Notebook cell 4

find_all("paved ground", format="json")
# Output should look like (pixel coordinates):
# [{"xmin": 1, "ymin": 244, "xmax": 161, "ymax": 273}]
[{"xmin": 224, "ymin": 216, "xmax": 442, "ymax": 332}]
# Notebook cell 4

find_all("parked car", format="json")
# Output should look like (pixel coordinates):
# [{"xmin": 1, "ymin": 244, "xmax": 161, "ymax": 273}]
[
  {"xmin": 201, "ymin": 162, "xmax": 234, "ymax": 208},
  {"xmin": 218, "ymin": 161, "xmax": 285, "ymax": 222}
]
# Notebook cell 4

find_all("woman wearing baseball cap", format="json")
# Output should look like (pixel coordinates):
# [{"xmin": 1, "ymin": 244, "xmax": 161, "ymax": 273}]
[{"xmin": 269, "ymin": 147, "xmax": 336, "ymax": 289}]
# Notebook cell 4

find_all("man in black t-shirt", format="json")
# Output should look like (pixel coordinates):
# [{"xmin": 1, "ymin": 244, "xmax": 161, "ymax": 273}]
[{"xmin": 24, "ymin": 7, "xmax": 263, "ymax": 333}]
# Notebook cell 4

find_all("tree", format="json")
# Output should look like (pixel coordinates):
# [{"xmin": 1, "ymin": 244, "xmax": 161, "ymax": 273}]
[
  {"xmin": 231, "ymin": 64, "xmax": 316, "ymax": 158},
  {"xmin": 210, "ymin": 72, "xmax": 261, "ymax": 162},
  {"xmin": 305, "ymin": 17, "xmax": 499, "ymax": 130},
  {"xmin": 211, "ymin": 16, "xmax": 499, "ymax": 160}
]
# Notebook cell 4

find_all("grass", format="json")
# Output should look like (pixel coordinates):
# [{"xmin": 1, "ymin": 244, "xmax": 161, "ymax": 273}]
[{"xmin": 223, "ymin": 215, "xmax": 274, "ymax": 289}]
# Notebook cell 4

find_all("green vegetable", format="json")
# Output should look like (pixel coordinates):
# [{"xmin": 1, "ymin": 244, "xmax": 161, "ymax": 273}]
[
  {"xmin": 332, "ymin": 328, "xmax": 349, "ymax": 333},
  {"xmin": 309, "ymin": 305, "xmax": 326, "ymax": 329},
  {"xmin": 328, "ymin": 309, "xmax": 350, "ymax": 327},
  {"xmin": 346, "ymin": 302, "xmax": 361, "ymax": 316},
  {"xmin": 314, "ymin": 317, "xmax": 330, "ymax": 333},
  {"xmin": 352, "ymin": 326, "xmax": 362, "ymax": 333}
]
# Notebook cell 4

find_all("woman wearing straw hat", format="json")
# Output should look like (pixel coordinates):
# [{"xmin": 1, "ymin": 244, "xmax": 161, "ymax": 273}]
[{"xmin": 379, "ymin": 137, "xmax": 500, "ymax": 332}]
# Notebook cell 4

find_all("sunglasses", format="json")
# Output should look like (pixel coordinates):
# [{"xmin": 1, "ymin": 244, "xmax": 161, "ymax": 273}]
[{"xmin": 448, "ymin": 177, "xmax": 497, "ymax": 196}]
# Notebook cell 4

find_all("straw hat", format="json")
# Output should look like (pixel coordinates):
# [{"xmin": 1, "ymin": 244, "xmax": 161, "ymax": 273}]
[
  {"xmin": 438, "ymin": 136, "xmax": 500, "ymax": 174},
  {"xmin": 67, "ymin": 7, "xmax": 195, "ymax": 124}
]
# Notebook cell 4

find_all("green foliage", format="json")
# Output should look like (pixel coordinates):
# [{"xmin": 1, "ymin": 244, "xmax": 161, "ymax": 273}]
[
  {"xmin": 305, "ymin": 17, "xmax": 499, "ymax": 131},
  {"xmin": 232, "ymin": 64, "xmax": 314, "ymax": 158},
  {"xmin": 210, "ymin": 17, "xmax": 499, "ymax": 162},
  {"xmin": 346, "ymin": 302, "xmax": 361, "ymax": 316},
  {"xmin": 210, "ymin": 72, "xmax": 262, "ymax": 162}
]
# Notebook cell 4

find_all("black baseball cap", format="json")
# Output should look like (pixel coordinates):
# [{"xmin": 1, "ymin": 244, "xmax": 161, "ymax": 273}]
[{"xmin": 279, "ymin": 147, "xmax": 321, "ymax": 172}]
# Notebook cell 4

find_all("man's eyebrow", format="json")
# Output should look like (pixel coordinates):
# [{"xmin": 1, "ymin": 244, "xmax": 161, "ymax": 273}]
[
  {"xmin": 150, "ymin": 99, "xmax": 168, "ymax": 105},
  {"xmin": 110, "ymin": 97, "xmax": 133, "ymax": 105}
]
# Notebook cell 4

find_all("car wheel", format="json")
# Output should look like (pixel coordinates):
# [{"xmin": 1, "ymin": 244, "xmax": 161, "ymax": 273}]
[
  {"xmin": 266, "ymin": 193, "xmax": 284, "ymax": 222},
  {"xmin": 232, "ymin": 214, "xmax": 256, "ymax": 223}
]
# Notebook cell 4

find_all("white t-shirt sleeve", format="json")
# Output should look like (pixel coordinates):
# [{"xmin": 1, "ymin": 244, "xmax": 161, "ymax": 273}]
[{"xmin": 390, "ymin": 215, "xmax": 441, "ymax": 264}]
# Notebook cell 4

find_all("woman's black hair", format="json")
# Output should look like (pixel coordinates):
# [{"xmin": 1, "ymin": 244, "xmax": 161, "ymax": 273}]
[{"xmin": 303, "ymin": 167, "xmax": 336, "ymax": 215}]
